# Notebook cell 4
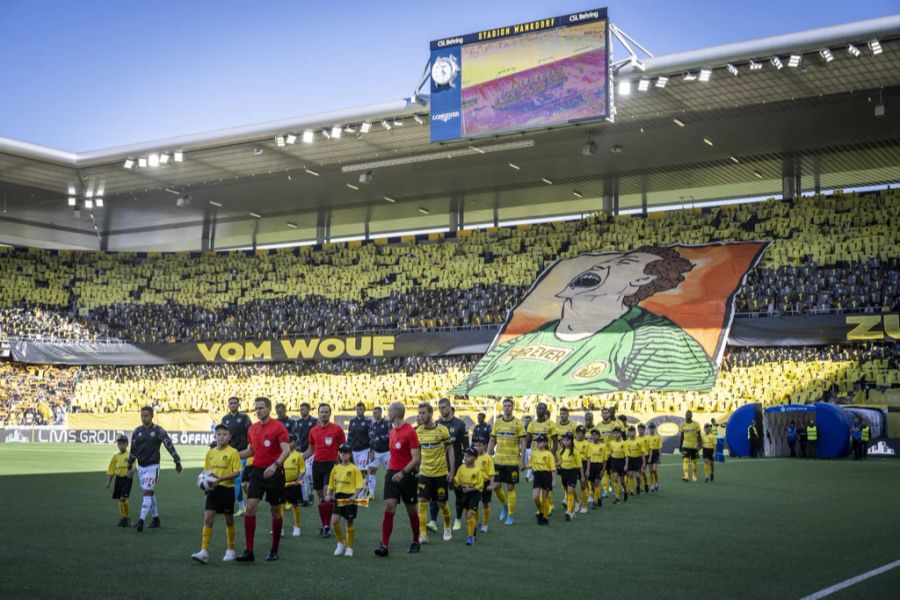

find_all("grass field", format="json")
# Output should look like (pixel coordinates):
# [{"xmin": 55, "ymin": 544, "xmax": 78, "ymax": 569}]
[{"xmin": 0, "ymin": 444, "xmax": 898, "ymax": 600}]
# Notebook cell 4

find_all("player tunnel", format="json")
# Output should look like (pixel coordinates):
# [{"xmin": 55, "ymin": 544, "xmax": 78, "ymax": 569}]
[
  {"xmin": 724, "ymin": 403, "xmax": 762, "ymax": 457},
  {"xmin": 760, "ymin": 403, "xmax": 875, "ymax": 458}
]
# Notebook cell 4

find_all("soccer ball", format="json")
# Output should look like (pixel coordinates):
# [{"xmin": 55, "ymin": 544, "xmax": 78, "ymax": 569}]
[{"xmin": 197, "ymin": 470, "xmax": 217, "ymax": 491}]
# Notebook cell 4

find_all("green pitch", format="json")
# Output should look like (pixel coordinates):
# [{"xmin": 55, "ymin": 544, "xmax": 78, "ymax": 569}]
[{"xmin": 0, "ymin": 444, "xmax": 898, "ymax": 600}]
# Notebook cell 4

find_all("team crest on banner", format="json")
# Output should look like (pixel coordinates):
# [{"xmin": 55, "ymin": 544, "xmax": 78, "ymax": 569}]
[{"xmin": 453, "ymin": 242, "xmax": 769, "ymax": 398}]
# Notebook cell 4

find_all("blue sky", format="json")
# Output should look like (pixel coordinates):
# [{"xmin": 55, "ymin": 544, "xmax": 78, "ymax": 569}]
[{"xmin": 1, "ymin": 0, "xmax": 896, "ymax": 151}]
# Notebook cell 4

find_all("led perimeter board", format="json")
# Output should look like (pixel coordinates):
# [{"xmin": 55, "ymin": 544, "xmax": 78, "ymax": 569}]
[{"xmin": 429, "ymin": 8, "xmax": 610, "ymax": 143}]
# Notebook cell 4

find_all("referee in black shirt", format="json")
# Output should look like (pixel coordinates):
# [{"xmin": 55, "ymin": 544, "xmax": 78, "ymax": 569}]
[{"xmin": 437, "ymin": 398, "xmax": 468, "ymax": 531}]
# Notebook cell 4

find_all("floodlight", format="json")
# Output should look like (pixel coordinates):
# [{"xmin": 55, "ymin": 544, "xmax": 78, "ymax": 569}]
[
  {"xmin": 819, "ymin": 48, "xmax": 834, "ymax": 63},
  {"xmin": 868, "ymin": 39, "xmax": 882, "ymax": 55},
  {"xmin": 698, "ymin": 68, "xmax": 712, "ymax": 82},
  {"xmin": 138, "ymin": 157, "xmax": 148, "ymax": 168},
  {"xmin": 85, "ymin": 199, "xmax": 93, "ymax": 209},
  {"xmin": 847, "ymin": 44, "xmax": 861, "ymax": 57},
  {"xmin": 726, "ymin": 64, "xmax": 739, "ymax": 76},
  {"xmin": 788, "ymin": 54, "xmax": 801, "ymax": 67},
  {"xmin": 276, "ymin": 135, "xmax": 285, "ymax": 147},
  {"xmin": 617, "ymin": 80, "xmax": 632, "ymax": 95},
  {"xmin": 95, "ymin": 197, "xmax": 104, "ymax": 208},
  {"xmin": 68, "ymin": 197, "xmax": 76, "ymax": 207},
  {"xmin": 159, "ymin": 153, "xmax": 170, "ymax": 164},
  {"xmin": 286, "ymin": 133, "xmax": 297, "ymax": 144},
  {"xmin": 655, "ymin": 75, "xmax": 668, "ymax": 88},
  {"xmin": 123, "ymin": 158, "xmax": 134, "ymax": 169},
  {"xmin": 637, "ymin": 78, "xmax": 650, "ymax": 91},
  {"xmin": 331, "ymin": 126, "xmax": 342, "ymax": 139},
  {"xmin": 174, "ymin": 151, "xmax": 183, "ymax": 162},
  {"xmin": 770, "ymin": 56, "xmax": 783, "ymax": 70},
  {"xmin": 360, "ymin": 122, "xmax": 372, "ymax": 133},
  {"xmin": 148, "ymin": 153, "xmax": 160, "ymax": 167},
  {"xmin": 749, "ymin": 60, "xmax": 763, "ymax": 71},
  {"xmin": 302, "ymin": 130, "xmax": 314, "ymax": 143}
]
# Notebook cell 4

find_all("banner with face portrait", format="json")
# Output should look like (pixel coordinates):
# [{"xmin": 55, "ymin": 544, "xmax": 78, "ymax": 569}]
[{"xmin": 452, "ymin": 242, "xmax": 770, "ymax": 398}]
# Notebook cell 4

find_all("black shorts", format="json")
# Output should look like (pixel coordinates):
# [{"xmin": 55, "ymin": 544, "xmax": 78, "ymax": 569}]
[
  {"xmin": 384, "ymin": 470, "xmax": 417, "ymax": 505},
  {"xmin": 609, "ymin": 458, "xmax": 626, "ymax": 476},
  {"xmin": 312, "ymin": 461, "xmax": 336, "ymax": 491},
  {"xmin": 629, "ymin": 457, "xmax": 643, "ymax": 472},
  {"xmin": 417, "ymin": 475, "xmax": 449, "ymax": 502},
  {"xmin": 702, "ymin": 448, "xmax": 715, "ymax": 461},
  {"xmin": 205, "ymin": 485, "xmax": 235, "ymax": 514},
  {"xmin": 334, "ymin": 493, "xmax": 358, "ymax": 521},
  {"xmin": 247, "ymin": 466, "xmax": 285, "ymax": 505},
  {"xmin": 532, "ymin": 471, "xmax": 553, "ymax": 491},
  {"xmin": 588, "ymin": 463, "xmax": 604, "ymax": 481},
  {"xmin": 650, "ymin": 450, "xmax": 661, "ymax": 465},
  {"xmin": 495, "ymin": 465, "xmax": 520, "ymax": 485},
  {"xmin": 456, "ymin": 490, "xmax": 481, "ymax": 512},
  {"xmin": 681, "ymin": 448, "xmax": 699, "ymax": 460},
  {"xmin": 112, "ymin": 475, "xmax": 133, "ymax": 500},
  {"xmin": 480, "ymin": 483, "xmax": 493, "ymax": 504},
  {"xmin": 559, "ymin": 467, "xmax": 580, "ymax": 488},
  {"xmin": 284, "ymin": 483, "xmax": 303, "ymax": 506}
]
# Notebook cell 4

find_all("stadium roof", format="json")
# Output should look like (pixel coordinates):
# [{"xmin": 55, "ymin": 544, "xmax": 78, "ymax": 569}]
[{"xmin": 1, "ymin": 14, "xmax": 899, "ymax": 251}]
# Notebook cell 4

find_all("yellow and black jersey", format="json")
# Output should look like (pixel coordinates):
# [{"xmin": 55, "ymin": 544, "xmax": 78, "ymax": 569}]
[
  {"xmin": 556, "ymin": 420, "xmax": 576, "ymax": 440},
  {"xmin": 283, "ymin": 449, "xmax": 306, "ymax": 482},
  {"xmin": 453, "ymin": 464, "xmax": 485, "ymax": 490},
  {"xmin": 588, "ymin": 441, "xmax": 608, "ymax": 464},
  {"xmin": 557, "ymin": 448, "xmax": 583, "ymax": 470},
  {"xmin": 204, "ymin": 445, "xmax": 241, "ymax": 488},
  {"xmin": 680, "ymin": 421, "xmax": 702, "ymax": 449},
  {"xmin": 492, "ymin": 417, "xmax": 525, "ymax": 466},
  {"xmin": 647, "ymin": 433, "xmax": 663, "ymax": 450},
  {"xmin": 530, "ymin": 448, "xmax": 556, "ymax": 472},
  {"xmin": 574, "ymin": 439, "xmax": 590, "ymax": 462},
  {"xmin": 702, "ymin": 433, "xmax": 717, "ymax": 450},
  {"xmin": 608, "ymin": 439, "xmax": 627, "ymax": 459},
  {"xmin": 476, "ymin": 453, "xmax": 495, "ymax": 481},
  {"xmin": 416, "ymin": 423, "xmax": 451, "ymax": 477},
  {"xmin": 107, "ymin": 451, "xmax": 129, "ymax": 477},
  {"xmin": 328, "ymin": 463, "xmax": 364, "ymax": 495},
  {"xmin": 639, "ymin": 435, "xmax": 652, "ymax": 455},
  {"xmin": 527, "ymin": 419, "xmax": 558, "ymax": 442},
  {"xmin": 624, "ymin": 439, "xmax": 645, "ymax": 459},
  {"xmin": 597, "ymin": 420, "xmax": 625, "ymax": 443}
]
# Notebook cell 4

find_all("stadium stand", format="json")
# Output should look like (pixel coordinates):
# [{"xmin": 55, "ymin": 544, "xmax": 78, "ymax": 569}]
[
  {"xmin": 0, "ymin": 188, "xmax": 897, "ymax": 344},
  {"xmin": 1, "ymin": 345, "xmax": 896, "ymax": 422}
]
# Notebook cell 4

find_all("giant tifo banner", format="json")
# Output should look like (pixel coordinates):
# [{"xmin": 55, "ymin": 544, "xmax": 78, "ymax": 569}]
[
  {"xmin": 452, "ymin": 243, "xmax": 770, "ymax": 397},
  {"xmin": 429, "ymin": 8, "xmax": 610, "ymax": 142}
]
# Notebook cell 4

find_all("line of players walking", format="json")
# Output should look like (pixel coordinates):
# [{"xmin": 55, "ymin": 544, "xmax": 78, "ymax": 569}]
[{"xmin": 106, "ymin": 399, "xmax": 712, "ymax": 564}]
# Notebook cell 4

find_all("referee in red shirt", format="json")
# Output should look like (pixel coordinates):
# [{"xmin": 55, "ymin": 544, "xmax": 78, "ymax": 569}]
[
  {"xmin": 303, "ymin": 403, "xmax": 346, "ymax": 538},
  {"xmin": 375, "ymin": 401, "xmax": 421, "ymax": 557},
  {"xmin": 235, "ymin": 397, "xmax": 290, "ymax": 562}
]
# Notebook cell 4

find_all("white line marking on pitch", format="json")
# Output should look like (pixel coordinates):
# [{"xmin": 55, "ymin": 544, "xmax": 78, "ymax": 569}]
[{"xmin": 799, "ymin": 558, "xmax": 900, "ymax": 599}]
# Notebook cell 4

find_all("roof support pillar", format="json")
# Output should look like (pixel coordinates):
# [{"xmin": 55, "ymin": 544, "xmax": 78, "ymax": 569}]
[
  {"xmin": 449, "ymin": 194, "xmax": 463, "ymax": 232},
  {"xmin": 316, "ymin": 210, "xmax": 331, "ymax": 244}
]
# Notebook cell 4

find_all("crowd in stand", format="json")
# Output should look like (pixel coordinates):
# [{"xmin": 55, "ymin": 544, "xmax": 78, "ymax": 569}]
[
  {"xmin": 0, "ymin": 189, "xmax": 896, "ymax": 344},
  {"xmin": 1, "ymin": 344, "xmax": 896, "ymax": 424}
]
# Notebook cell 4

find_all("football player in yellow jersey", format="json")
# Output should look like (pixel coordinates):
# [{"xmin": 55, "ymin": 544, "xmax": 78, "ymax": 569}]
[
  {"xmin": 586, "ymin": 429, "xmax": 608, "ymax": 508},
  {"xmin": 325, "ymin": 445, "xmax": 365, "ymax": 557},
  {"xmin": 557, "ymin": 432, "xmax": 585, "ymax": 521},
  {"xmin": 624, "ymin": 427, "xmax": 645, "ymax": 497},
  {"xmin": 415, "ymin": 402, "xmax": 454, "ymax": 542},
  {"xmin": 473, "ymin": 439, "xmax": 495, "ymax": 533},
  {"xmin": 701, "ymin": 423, "xmax": 717, "ymax": 483},
  {"xmin": 192, "ymin": 425, "xmax": 241, "ymax": 564},
  {"xmin": 526, "ymin": 403, "xmax": 558, "ymax": 511},
  {"xmin": 574, "ymin": 426, "xmax": 591, "ymax": 513},
  {"xmin": 679, "ymin": 410, "xmax": 702, "ymax": 482},
  {"xmin": 646, "ymin": 423, "xmax": 663, "ymax": 492},
  {"xmin": 637, "ymin": 424, "xmax": 652, "ymax": 494},
  {"xmin": 596, "ymin": 408, "xmax": 624, "ymax": 496},
  {"xmin": 529, "ymin": 434, "xmax": 556, "ymax": 525},
  {"xmin": 454, "ymin": 447, "xmax": 486, "ymax": 545},
  {"xmin": 106, "ymin": 434, "xmax": 133, "ymax": 527},
  {"xmin": 606, "ymin": 429, "xmax": 628, "ymax": 504},
  {"xmin": 488, "ymin": 398, "xmax": 526, "ymax": 526},
  {"xmin": 282, "ymin": 435, "xmax": 306, "ymax": 537}
]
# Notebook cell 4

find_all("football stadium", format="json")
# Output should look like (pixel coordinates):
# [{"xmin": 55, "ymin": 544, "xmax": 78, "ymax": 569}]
[{"xmin": 1, "ymin": 3, "xmax": 899, "ymax": 599}]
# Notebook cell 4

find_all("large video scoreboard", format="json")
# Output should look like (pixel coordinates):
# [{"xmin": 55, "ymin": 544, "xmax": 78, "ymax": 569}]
[{"xmin": 429, "ymin": 8, "xmax": 610, "ymax": 143}]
